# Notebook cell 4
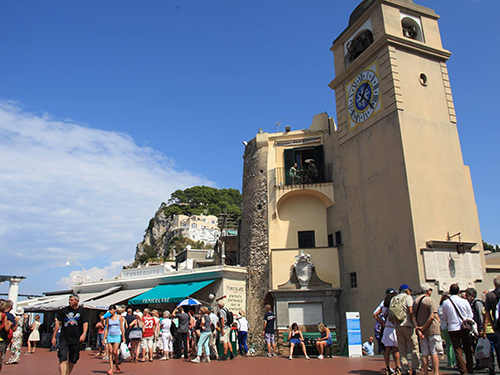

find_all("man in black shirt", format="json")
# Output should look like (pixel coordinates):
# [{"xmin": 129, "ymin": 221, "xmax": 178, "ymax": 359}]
[{"xmin": 51, "ymin": 294, "xmax": 88, "ymax": 375}]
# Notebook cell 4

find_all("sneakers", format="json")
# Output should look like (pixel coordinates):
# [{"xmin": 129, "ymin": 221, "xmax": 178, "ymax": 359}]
[
  {"xmin": 202, "ymin": 357, "xmax": 210, "ymax": 363},
  {"xmin": 229, "ymin": 352, "xmax": 235, "ymax": 360},
  {"xmin": 160, "ymin": 356, "xmax": 167, "ymax": 361},
  {"xmin": 305, "ymin": 356, "xmax": 310, "ymax": 360},
  {"xmin": 272, "ymin": 353, "xmax": 277, "ymax": 357},
  {"xmin": 317, "ymin": 354, "xmax": 324, "ymax": 359},
  {"xmin": 267, "ymin": 353, "xmax": 272, "ymax": 357},
  {"xmin": 219, "ymin": 355, "xmax": 228, "ymax": 361},
  {"xmin": 289, "ymin": 356, "xmax": 293, "ymax": 360},
  {"xmin": 191, "ymin": 357, "xmax": 200, "ymax": 363}
]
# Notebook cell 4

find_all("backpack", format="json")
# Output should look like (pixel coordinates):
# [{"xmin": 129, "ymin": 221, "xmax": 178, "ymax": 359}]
[
  {"xmin": 220, "ymin": 308, "xmax": 234, "ymax": 326},
  {"xmin": 387, "ymin": 294, "xmax": 407, "ymax": 325}
]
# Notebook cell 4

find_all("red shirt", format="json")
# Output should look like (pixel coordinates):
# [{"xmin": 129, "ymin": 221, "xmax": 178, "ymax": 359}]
[{"xmin": 142, "ymin": 315, "xmax": 155, "ymax": 338}]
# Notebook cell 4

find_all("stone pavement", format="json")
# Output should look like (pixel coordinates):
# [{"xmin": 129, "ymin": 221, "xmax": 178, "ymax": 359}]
[{"xmin": 1, "ymin": 348, "xmax": 467, "ymax": 375}]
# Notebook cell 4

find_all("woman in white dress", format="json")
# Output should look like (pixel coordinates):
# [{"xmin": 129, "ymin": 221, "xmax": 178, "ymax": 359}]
[
  {"xmin": 27, "ymin": 314, "xmax": 41, "ymax": 354},
  {"xmin": 373, "ymin": 289, "xmax": 401, "ymax": 375}
]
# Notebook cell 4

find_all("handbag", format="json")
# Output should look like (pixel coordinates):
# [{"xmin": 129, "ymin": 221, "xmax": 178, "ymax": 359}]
[
  {"xmin": 129, "ymin": 328, "xmax": 142, "ymax": 340},
  {"xmin": 449, "ymin": 297, "xmax": 478, "ymax": 336}
]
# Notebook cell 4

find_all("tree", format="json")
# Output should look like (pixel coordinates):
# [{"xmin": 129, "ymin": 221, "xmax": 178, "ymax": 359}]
[
  {"xmin": 161, "ymin": 186, "xmax": 242, "ymax": 220},
  {"xmin": 483, "ymin": 240, "xmax": 500, "ymax": 252}
]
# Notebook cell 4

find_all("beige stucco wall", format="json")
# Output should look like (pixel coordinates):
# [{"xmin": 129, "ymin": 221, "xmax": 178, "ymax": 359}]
[{"xmin": 271, "ymin": 194, "xmax": 328, "ymax": 249}]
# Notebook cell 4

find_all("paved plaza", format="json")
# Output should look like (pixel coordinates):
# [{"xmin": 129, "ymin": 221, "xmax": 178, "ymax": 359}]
[{"xmin": 1, "ymin": 348, "xmax": 466, "ymax": 375}]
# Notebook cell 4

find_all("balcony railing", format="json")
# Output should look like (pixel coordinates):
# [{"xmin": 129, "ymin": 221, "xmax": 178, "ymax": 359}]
[{"xmin": 274, "ymin": 163, "xmax": 334, "ymax": 187}]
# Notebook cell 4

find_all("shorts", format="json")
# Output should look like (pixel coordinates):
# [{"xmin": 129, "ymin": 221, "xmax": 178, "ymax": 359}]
[
  {"xmin": 220, "ymin": 328, "xmax": 231, "ymax": 344},
  {"xmin": 420, "ymin": 334, "xmax": 442, "ymax": 356},
  {"xmin": 58, "ymin": 340, "xmax": 81, "ymax": 364},
  {"xmin": 107, "ymin": 334, "xmax": 121, "ymax": 344},
  {"xmin": 290, "ymin": 338, "xmax": 301, "ymax": 345},
  {"xmin": 381, "ymin": 327, "xmax": 397, "ymax": 347},
  {"xmin": 265, "ymin": 333, "xmax": 275, "ymax": 344},
  {"xmin": 141, "ymin": 336, "xmax": 154, "ymax": 349}
]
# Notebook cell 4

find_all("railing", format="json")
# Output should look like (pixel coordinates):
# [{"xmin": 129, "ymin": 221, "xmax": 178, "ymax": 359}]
[{"xmin": 274, "ymin": 163, "xmax": 334, "ymax": 187}]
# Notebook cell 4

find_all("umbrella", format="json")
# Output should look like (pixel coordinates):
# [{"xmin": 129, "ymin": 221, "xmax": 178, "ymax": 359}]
[{"xmin": 177, "ymin": 298, "xmax": 202, "ymax": 307}]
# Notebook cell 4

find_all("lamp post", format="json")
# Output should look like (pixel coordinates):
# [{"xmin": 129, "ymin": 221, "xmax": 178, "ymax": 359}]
[{"xmin": 65, "ymin": 257, "xmax": 85, "ymax": 271}]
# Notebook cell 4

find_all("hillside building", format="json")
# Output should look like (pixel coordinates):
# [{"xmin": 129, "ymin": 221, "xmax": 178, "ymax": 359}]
[{"xmin": 171, "ymin": 214, "xmax": 220, "ymax": 246}]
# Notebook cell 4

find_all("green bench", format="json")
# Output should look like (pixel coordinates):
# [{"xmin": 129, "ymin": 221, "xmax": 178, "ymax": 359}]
[{"xmin": 282, "ymin": 330, "xmax": 337, "ymax": 358}]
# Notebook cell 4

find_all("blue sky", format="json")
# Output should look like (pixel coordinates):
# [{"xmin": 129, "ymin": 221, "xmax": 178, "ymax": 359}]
[{"xmin": 0, "ymin": 0, "xmax": 498, "ymax": 296}]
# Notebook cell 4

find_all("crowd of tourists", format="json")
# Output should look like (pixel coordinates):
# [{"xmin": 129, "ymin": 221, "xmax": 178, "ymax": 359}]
[
  {"xmin": 90, "ymin": 299, "xmax": 252, "ymax": 374},
  {"xmin": 5, "ymin": 276, "xmax": 500, "ymax": 375},
  {"xmin": 372, "ymin": 276, "xmax": 500, "ymax": 375}
]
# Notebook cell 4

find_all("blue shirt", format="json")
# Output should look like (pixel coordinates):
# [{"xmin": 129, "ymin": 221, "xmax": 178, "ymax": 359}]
[{"xmin": 362, "ymin": 341, "xmax": 374, "ymax": 356}]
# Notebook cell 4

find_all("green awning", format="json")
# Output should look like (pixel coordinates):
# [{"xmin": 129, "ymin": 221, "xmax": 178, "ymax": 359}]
[{"xmin": 128, "ymin": 279, "xmax": 216, "ymax": 305}]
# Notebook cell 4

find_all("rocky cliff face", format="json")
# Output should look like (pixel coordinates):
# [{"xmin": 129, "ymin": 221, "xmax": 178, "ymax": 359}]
[{"xmin": 135, "ymin": 205, "xmax": 176, "ymax": 262}]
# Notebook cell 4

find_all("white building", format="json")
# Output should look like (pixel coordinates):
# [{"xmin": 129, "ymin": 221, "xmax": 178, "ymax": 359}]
[{"xmin": 171, "ymin": 214, "xmax": 220, "ymax": 246}]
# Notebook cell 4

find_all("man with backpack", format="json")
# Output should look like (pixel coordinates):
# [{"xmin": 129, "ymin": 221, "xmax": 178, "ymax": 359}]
[
  {"xmin": 389, "ymin": 284, "xmax": 420, "ymax": 375},
  {"xmin": 218, "ymin": 301, "xmax": 234, "ymax": 360}
]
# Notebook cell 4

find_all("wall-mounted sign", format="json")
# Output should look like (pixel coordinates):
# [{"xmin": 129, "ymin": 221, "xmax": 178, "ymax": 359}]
[
  {"xmin": 225, "ymin": 283, "xmax": 246, "ymax": 312},
  {"xmin": 275, "ymin": 137, "xmax": 321, "ymax": 147},
  {"xmin": 72, "ymin": 275, "xmax": 91, "ymax": 283},
  {"xmin": 121, "ymin": 265, "xmax": 165, "ymax": 279}
]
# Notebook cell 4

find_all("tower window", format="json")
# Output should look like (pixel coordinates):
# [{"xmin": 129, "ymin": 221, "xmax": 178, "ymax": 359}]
[
  {"xmin": 350, "ymin": 272, "xmax": 358, "ymax": 288},
  {"xmin": 298, "ymin": 231, "xmax": 315, "ymax": 248},
  {"xmin": 346, "ymin": 29, "xmax": 374, "ymax": 64},
  {"xmin": 400, "ymin": 14, "xmax": 424, "ymax": 42},
  {"xmin": 328, "ymin": 234, "xmax": 334, "ymax": 247},
  {"xmin": 335, "ymin": 231, "xmax": 343, "ymax": 246}
]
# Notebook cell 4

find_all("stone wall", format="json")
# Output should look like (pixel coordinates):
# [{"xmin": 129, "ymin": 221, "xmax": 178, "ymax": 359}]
[{"xmin": 240, "ymin": 138, "xmax": 270, "ymax": 355}]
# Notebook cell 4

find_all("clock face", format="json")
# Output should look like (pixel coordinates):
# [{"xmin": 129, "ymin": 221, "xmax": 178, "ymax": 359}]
[{"xmin": 346, "ymin": 61, "xmax": 382, "ymax": 130}]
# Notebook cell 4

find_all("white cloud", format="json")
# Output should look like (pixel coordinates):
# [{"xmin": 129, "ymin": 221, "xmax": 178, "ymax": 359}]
[
  {"xmin": 57, "ymin": 260, "xmax": 128, "ymax": 289},
  {"xmin": 0, "ymin": 101, "xmax": 212, "ymax": 289}
]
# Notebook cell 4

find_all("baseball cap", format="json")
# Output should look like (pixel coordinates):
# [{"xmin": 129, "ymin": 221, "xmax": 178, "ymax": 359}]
[
  {"xmin": 420, "ymin": 283, "xmax": 433, "ymax": 293},
  {"xmin": 399, "ymin": 284, "xmax": 412, "ymax": 292}
]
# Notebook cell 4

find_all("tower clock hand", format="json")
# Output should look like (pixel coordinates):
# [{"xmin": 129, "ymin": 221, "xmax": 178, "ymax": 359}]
[{"xmin": 360, "ymin": 83, "xmax": 369, "ymax": 103}]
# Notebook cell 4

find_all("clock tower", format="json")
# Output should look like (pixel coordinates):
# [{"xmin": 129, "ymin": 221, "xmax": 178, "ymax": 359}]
[{"xmin": 327, "ymin": 0, "xmax": 485, "ymax": 338}]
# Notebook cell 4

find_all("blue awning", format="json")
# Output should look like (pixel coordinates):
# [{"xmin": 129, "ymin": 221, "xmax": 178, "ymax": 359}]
[{"xmin": 128, "ymin": 279, "xmax": 216, "ymax": 305}]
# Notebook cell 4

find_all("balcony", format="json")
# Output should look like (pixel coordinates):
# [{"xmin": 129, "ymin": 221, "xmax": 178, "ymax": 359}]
[
  {"xmin": 274, "ymin": 163, "xmax": 334, "ymax": 188},
  {"xmin": 270, "ymin": 164, "xmax": 335, "ymax": 216}
]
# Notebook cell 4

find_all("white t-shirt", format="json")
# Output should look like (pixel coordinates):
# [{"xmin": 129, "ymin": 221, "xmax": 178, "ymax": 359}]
[
  {"xmin": 441, "ymin": 295, "xmax": 473, "ymax": 332},
  {"xmin": 237, "ymin": 317, "xmax": 249, "ymax": 332}
]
